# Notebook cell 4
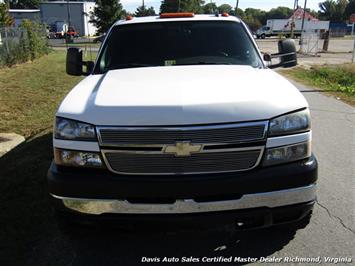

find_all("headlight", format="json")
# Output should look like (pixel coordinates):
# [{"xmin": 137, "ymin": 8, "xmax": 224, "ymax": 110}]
[
  {"xmin": 55, "ymin": 117, "xmax": 96, "ymax": 141},
  {"xmin": 269, "ymin": 109, "xmax": 310, "ymax": 136},
  {"xmin": 263, "ymin": 141, "xmax": 311, "ymax": 166},
  {"xmin": 54, "ymin": 148, "xmax": 103, "ymax": 168}
]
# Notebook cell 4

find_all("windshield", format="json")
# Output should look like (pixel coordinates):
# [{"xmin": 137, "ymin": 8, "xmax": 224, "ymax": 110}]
[{"xmin": 95, "ymin": 21, "xmax": 263, "ymax": 73}]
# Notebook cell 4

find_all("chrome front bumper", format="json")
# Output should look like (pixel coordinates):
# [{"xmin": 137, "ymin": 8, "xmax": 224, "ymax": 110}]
[{"xmin": 51, "ymin": 184, "xmax": 316, "ymax": 215}]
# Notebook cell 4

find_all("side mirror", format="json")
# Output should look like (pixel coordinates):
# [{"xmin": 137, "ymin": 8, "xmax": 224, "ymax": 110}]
[
  {"xmin": 263, "ymin": 53, "xmax": 272, "ymax": 62},
  {"xmin": 278, "ymin": 39, "xmax": 297, "ymax": 68},
  {"xmin": 268, "ymin": 39, "xmax": 298, "ymax": 69},
  {"xmin": 66, "ymin": 47, "xmax": 95, "ymax": 76},
  {"xmin": 66, "ymin": 48, "xmax": 83, "ymax": 76}
]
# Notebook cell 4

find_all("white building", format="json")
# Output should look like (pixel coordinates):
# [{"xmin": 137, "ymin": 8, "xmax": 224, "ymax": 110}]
[
  {"xmin": 9, "ymin": 9, "xmax": 41, "ymax": 27},
  {"xmin": 40, "ymin": 1, "xmax": 96, "ymax": 36}
]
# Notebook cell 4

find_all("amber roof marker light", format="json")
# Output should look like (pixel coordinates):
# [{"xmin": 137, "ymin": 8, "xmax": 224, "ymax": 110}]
[{"xmin": 160, "ymin": 12, "xmax": 195, "ymax": 18}]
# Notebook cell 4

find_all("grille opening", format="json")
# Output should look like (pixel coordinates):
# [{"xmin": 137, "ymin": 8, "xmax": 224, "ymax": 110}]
[
  {"xmin": 98, "ymin": 122, "xmax": 267, "ymax": 145},
  {"xmin": 102, "ymin": 146, "xmax": 163, "ymax": 151},
  {"xmin": 99, "ymin": 122, "xmax": 266, "ymax": 175},
  {"xmin": 104, "ymin": 149, "xmax": 262, "ymax": 175}
]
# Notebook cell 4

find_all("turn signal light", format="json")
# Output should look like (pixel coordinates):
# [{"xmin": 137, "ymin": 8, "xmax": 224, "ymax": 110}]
[{"xmin": 160, "ymin": 12, "xmax": 195, "ymax": 18}]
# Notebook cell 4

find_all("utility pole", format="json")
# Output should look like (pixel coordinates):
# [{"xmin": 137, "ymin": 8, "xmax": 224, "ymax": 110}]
[
  {"xmin": 66, "ymin": 0, "xmax": 71, "ymax": 29},
  {"xmin": 352, "ymin": 37, "xmax": 355, "ymax": 63},
  {"xmin": 300, "ymin": 0, "xmax": 307, "ymax": 38},
  {"xmin": 236, "ymin": 0, "xmax": 239, "ymax": 14},
  {"xmin": 299, "ymin": 0, "xmax": 307, "ymax": 49},
  {"xmin": 142, "ymin": 0, "xmax": 144, "ymax": 9},
  {"xmin": 290, "ymin": 0, "xmax": 298, "ymax": 39},
  {"xmin": 66, "ymin": 0, "xmax": 72, "ymax": 44}
]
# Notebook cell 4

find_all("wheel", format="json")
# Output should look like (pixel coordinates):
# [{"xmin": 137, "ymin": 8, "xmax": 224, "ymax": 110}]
[{"xmin": 261, "ymin": 34, "xmax": 266, "ymax": 39}]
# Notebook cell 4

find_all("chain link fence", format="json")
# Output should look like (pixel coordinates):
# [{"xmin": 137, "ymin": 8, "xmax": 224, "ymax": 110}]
[
  {"xmin": 0, "ymin": 22, "xmax": 49, "ymax": 67},
  {"xmin": 0, "ymin": 27, "xmax": 26, "ymax": 66},
  {"xmin": 300, "ymin": 31, "xmax": 321, "ymax": 56}
]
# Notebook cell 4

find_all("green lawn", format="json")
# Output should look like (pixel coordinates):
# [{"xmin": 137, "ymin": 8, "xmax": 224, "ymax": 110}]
[
  {"xmin": 0, "ymin": 50, "xmax": 87, "ymax": 263},
  {"xmin": 0, "ymin": 51, "xmax": 84, "ymax": 138},
  {"xmin": 50, "ymin": 42, "xmax": 101, "ymax": 48},
  {"xmin": 281, "ymin": 64, "xmax": 355, "ymax": 106}
]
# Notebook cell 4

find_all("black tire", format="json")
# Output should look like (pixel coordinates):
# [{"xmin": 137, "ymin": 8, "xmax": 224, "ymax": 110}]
[{"xmin": 261, "ymin": 34, "xmax": 266, "ymax": 39}]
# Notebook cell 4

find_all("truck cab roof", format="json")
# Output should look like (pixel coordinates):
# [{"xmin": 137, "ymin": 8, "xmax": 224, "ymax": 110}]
[{"xmin": 114, "ymin": 14, "xmax": 242, "ymax": 27}]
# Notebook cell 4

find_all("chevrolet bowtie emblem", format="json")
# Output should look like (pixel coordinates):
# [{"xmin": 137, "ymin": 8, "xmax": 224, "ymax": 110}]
[{"xmin": 164, "ymin": 141, "xmax": 203, "ymax": 157}]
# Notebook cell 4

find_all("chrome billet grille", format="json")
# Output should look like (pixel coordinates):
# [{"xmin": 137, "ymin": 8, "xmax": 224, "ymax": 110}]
[
  {"xmin": 103, "ymin": 148, "xmax": 263, "ymax": 175},
  {"xmin": 98, "ymin": 122, "xmax": 267, "ymax": 145}
]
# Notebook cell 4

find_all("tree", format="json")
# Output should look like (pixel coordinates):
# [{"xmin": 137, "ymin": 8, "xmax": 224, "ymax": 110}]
[
  {"xmin": 135, "ymin": 5, "xmax": 156, "ymax": 17},
  {"xmin": 319, "ymin": 0, "xmax": 337, "ymax": 20},
  {"xmin": 336, "ymin": 0, "xmax": 349, "ymax": 21},
  {"xmin": 184, "ymin": 0, "xmax": 204, "ymax": 13},
  {"xmin": 217, "ymin": 4, "xmax": 232, "ymax": 14},
  {"xmin": 160, "ymin": 0, "xmax": 179, "ymax": 13},
  {"xmin": 244, "ymin": 8, "xmax": 267, "ymax": 25},
  {"xmin": 267, "ymin": 6, "xmax": 293, "ymax": 19},
  {"xmin": 319, "ymin": 0, "xmax": 349, "ymax": 22},
  {"xmin": 0, "ymin": 3, "xmax": 14, "ymax": 27},
  {"xmin": 9, "ymin": 0, "xmax": 40, "ymax": 9},
  {"xmin": 306, "ymin": 8, "xmax": 319, "ymax": 19},
  {"xmin": 90, "ymin": 0, "xmax": 125, "ymax": 34},
  {"xmin": 345, "ymin": 0, "xmax": 355, "ymax": 18},
  {"xmin": 234, "ymin": 8, "xmax": 245, "ymax": 17},
  {"xmin": 160, "ymin": 0, "xmax": 205, "ymax": 14},
  {"xmin": 242, "ymin": 15, "xmax": 262, "ymax": 31},
  {"xmin": 203, "ymin": 2, "xmax": 217, "ymax": 14}
]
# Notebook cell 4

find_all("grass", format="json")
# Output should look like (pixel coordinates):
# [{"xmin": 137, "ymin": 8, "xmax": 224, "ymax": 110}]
[
  {"xmin": 281, "ymin": 64, "xmax": 355, "ymax": 106},
  {"xmin": 50, "ymin": 42, "xmax": 101, "ymax": 48},
  {"xmin": 0, "ymin": 51, "xmax": 85, "ymax": 138},
  {"xmin": 0, "ymin": 50, "xmax": 89, "ymax": 264}
]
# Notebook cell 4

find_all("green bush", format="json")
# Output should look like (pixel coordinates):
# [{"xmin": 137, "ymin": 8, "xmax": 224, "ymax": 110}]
[{"xmin": 0, "ymin": 20, "xmax": 50, "ymax": 67}]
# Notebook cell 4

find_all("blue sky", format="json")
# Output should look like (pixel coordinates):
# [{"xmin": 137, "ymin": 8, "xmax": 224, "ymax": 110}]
[{"xmin": 121, "ymin": 0, "xmax": 321, "ymax": 12}]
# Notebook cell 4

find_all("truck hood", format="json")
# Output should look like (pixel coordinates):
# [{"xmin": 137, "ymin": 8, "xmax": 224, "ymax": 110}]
[{"xmin": 57, "ymin": 65, "xmax": 308, "ymax": 126}]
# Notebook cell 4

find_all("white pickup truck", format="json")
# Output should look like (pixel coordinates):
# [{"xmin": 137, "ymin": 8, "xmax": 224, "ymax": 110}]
[{"xmin": 48, "ymin": 13, "xmax": 317, "ymax": 230}]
